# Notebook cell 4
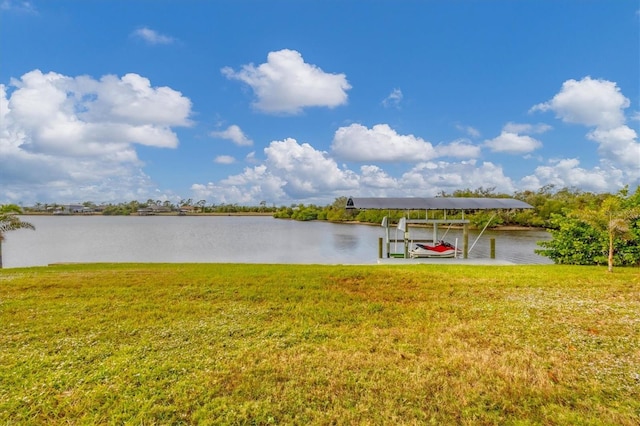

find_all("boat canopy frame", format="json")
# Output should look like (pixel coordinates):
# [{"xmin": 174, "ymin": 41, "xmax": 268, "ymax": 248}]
[{"xmin": 346, "ymin": 197, "xmax": 533, "ymax": 259}]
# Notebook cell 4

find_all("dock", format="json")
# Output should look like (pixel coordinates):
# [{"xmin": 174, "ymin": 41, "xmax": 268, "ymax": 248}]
[
  {"xmin": 376, "ymin": 257, "xmax": 516, "ymax": 265},
  {"xmin": 347, "ymin": 196, "xmax": 534, "ymax": 263}
]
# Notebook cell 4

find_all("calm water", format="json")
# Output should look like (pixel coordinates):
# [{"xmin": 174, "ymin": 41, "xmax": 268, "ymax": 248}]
[{"xmin": 3, "ymin": 215, "xmax": 552, "ymax": 268}]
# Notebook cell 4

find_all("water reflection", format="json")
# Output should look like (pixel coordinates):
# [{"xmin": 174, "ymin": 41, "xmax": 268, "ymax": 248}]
[
  {"xmin": 3, "ymin": 215, "xmax": 552, "ymax": 268},
  {"xmin": 332, "ymin": 233, "xmax": 360, "ymax": 252}
]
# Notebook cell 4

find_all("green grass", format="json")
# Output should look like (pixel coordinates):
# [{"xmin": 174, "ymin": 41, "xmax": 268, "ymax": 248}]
[{"xmin": 1, "ymin": 263, "xmax": 638, "ymax": 425}]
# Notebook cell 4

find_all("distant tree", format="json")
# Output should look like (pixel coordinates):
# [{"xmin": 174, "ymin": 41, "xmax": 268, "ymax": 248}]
[
  {"xmin": 291, "ymin": 204, "xmax": 321, "ymax": 221},
  {"xmin": 468, "ymin": 210, "xmax": 504, "ymax": 229},
  {"xmin": 535, "ymin": 214, "xmax": 604, "ymax": 265},
  {"xmin": 456, "ymin": 187, "xmax": 500, "ymax": 198},
  {"xmin": 273, "ymin": 206, "xmax": 294, "ymax": 219},
  {"xmin": 324, "ymin": 197, "xmax": 357, "ymax": 221},
  {"xmin": 0, "ymin": 205, "xmax": 35, "ymax": 268}
]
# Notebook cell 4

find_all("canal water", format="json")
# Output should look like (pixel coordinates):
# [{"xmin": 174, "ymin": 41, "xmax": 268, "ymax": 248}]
[{"xmin": 2, "ymin": 215, "xmax": 552, "ymax": 268}]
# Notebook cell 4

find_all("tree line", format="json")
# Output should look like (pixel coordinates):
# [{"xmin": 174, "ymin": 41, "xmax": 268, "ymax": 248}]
[{"xmin": 27, "ymin": 199, "xmax": 279, "ymax": 216}]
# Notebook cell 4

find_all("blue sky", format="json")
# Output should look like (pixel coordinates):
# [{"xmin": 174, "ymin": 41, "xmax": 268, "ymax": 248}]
[{"xmin": 1, "ymin": 0, "xmax": 638, "ymax": 206}]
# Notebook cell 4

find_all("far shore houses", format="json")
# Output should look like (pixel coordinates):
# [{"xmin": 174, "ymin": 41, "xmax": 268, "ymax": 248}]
[
  {"xmin": 137, "ymin": 204, "xmax": 173, "ymax": 216},
  {"xmin": 53, "ymin": 204, "xmax": 97, "ymax": 215}
]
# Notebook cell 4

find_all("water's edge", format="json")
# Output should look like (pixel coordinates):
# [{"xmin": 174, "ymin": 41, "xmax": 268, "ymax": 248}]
[{"xmin": 4, "ymin": 216, "xmax": 552, "ymax": 268}]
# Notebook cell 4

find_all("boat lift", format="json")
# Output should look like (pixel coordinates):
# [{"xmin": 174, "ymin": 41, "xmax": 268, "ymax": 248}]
[
  {"xmin": 382, "ymin": 216, "xmax": 471, "ymax": 259},
  {"xmin": 347, "ymin": 197, "xmax": 533, "ymax": 260}
]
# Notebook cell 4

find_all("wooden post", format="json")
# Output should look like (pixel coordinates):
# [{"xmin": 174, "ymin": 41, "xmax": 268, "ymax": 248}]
[
  {"xmin": 490, "ymin": 238, "xmax": 496, "ymax": 259},
  {"xmin": 378, "ymin": 237, "xmax": 383, "ymax": 259},
  {"xmin": 463, "ymin": 223, "xmax": 469, "ymax": 259}
]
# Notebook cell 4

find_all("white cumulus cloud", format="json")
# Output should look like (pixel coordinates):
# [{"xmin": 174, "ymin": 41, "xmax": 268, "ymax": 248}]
[
  {"xmin": 359, "ymin": 165, "xmax": 399, "ymax": 190},
  {"xmin": 456, "ymin": 124, "xmax": 481, "ymax": 138},
  {"xmin": 382, "ymin": 88, "xmax": 403, "ymax": 108},
  {"xmin": 221, "ymin": 49, "xmax": 351, "ymax": 114},
  {"xmin": 132, "ymin": 27, "xmax": 175, "ymax": 45},
  {"xmin": 435, "ymin": 139, "xmax": 482, "ymax": 159},
  {"xmin": 0, "ymin": 69, "xmax": 193, "ymax": 203},
  {"xmin": 332, "ymin": 124, "xmax": 481, "ymax": 162},
  {"xmin": 588, "ymin": 126, "xmax": 640, "ymax": 171},
  {"xmin": 531, "ymin": 77, "xmax": 629, "ymax": 129},
  {"xmin": 521, "ymin": 158, "xmax": 622, "ymax": 193},
  {"xmin": 531, "ymin": 76, "xmax": 639, "ymax": 180},
  {"xmin": 214, "ymin": 155, "xmax": 236, "ymax": 164},
  {"xmin": 190, "ymin": 147, "xmax": 525, "ymax": 205},
  {"xmin": 484, "ymin": 132, "xmax": 543, "ymax": 154},
  {"xmin": 502, "ymin": 122, "xmax": 552, "ymax": 135},
  {"xmin": 264, "ymin": 138, "xmax": 359, "ymax": 197},
  {"xmin": 331, "ymin": 123, "xmax": 437, "ymax": 162},
  {"xmin": 191, "ymin": 166, "xmax": 287, "ymax": 205},
  {"xmin": 210, "ymin": 125, "xmax": 253, "ymax": 146},
  {"xmin": 401, "ymin": 160, "xmax": 516, "ymax": 195},
  {"xmin": 191, "ymin": 138, "xmax": 360, "ymax": 204}
]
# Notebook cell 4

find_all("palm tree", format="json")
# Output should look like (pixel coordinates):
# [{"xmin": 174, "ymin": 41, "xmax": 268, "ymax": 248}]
[
  {"xmin": 575, "ymin": 195, "xmax": 640, "ymax": 272},
  {"xmin": 0, "ymin": 205, "xmax": 35, "ymax": 268}
]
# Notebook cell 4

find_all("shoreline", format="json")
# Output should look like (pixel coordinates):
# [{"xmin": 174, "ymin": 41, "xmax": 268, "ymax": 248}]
[{"xmin": 22, "ymin": 212, "xmax": 275, "ymax": 217}]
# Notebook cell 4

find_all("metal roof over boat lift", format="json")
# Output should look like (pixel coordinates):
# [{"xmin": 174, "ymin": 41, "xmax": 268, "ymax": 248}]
[{"xmin": 346, "ymin": 197, "xmax": 533, "ymax": 210}]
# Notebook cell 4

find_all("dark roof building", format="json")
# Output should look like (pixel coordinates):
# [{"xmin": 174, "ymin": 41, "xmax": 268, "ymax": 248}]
[{"xmin": 346, "ymin": 197, "xmax": 533, "ymax": 211}]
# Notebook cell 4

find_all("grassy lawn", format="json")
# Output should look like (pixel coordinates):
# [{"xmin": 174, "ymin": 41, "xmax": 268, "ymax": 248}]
[{"xmin": 1, "ymin": 263, "xmax": 638, "ymax": 425}]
